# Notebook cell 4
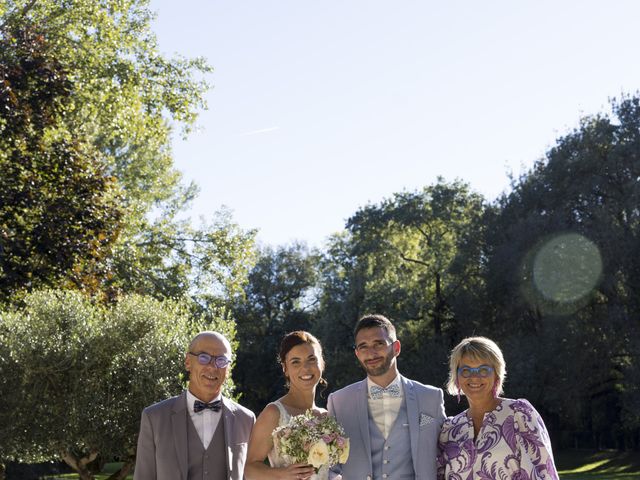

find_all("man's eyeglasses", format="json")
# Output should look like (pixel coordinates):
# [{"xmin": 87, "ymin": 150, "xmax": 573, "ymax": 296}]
[
  {"xmin": 189, "ymin": 352, "xmax": 232, "ymax": 369},
  {"xmin": 457, "ymin": 365, "xmax": 494, "ymax": 378},
  {"xmin": 354, "ymin": 340, "xmax": 393, "ymax": 354}
]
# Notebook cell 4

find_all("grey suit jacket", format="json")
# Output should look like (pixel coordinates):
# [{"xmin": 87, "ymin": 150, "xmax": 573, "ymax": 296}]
[
  {"xmin": 133, "ymin": 391, "xmax": 256, "ymax": 480},
  {"xmin": 327, "ymin": 375, "xmax": 445, "ymax": 480}
]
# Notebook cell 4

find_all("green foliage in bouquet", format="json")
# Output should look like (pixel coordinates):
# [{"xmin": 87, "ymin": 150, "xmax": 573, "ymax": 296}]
[{"xmin": 272, "ymin": 410, "xmax": 350, "ymax": 471}]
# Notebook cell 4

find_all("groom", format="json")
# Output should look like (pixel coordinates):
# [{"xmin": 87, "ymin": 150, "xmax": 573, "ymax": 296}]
[
  {"xmin": 133, "ymin": 331, "xmax": 255, "ymax": 480},
  {"xmin": 328, "ymin": 314, "xmax": 446, "ymax": 480}
]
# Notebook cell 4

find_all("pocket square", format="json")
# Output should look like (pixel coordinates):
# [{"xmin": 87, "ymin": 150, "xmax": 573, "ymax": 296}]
[{"xmin": 419, "ymin": 413, "xmax": 434, "ymax": 426}]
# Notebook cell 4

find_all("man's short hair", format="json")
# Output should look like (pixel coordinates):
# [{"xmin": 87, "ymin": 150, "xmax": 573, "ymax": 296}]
[{"xmin": 353, "ymin": 314, "xmax": 397, "ymax": 341}]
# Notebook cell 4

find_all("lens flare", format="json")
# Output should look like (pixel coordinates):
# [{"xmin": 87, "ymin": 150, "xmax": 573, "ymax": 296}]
[{"xmin": 532, "ymin": 233, "xmax": 602, "ymax": 303}]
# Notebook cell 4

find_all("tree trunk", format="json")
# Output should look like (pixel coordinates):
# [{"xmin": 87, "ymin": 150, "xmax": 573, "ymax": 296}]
[
  {"xmin": 62, "ymin": 450, "xmax": 99, "ymax": 480},
  {"xmin": 106, "ymin": 459, "xmax": 135, "ymax": 480},
  {"xmin": 433, "ymin": 272, "xmax": 442, "ymax": 337}
]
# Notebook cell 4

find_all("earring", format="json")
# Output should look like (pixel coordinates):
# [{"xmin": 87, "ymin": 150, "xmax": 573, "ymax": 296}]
[{"xmin": 455, "ymin": 380, "xmax": 461, "ymax": 404}]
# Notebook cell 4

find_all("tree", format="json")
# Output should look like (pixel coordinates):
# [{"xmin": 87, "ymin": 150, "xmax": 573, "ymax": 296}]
[
  {"xmin": 0, "ymin": 1, "xmax": 251, "ymax": 304},
  {"xmin": 232, "ymin": 243, "xmax": 320, "ymax": 411},
  {"xmin": 106, "ymin": 207, "xmax": 258, "ymax": 309},
  {"xmin": 314, "ymin": 232, "xmax": 370, "ymax": 391},
  {"xmin": 314, "ymin": 180, "xmax": 487, "ymax": 399},
  {"xmin": 483, "ymin": 95, "xmax": 640, "ymax": 448},
  {"xmin": 345, "ymin": 179, "xmax": 487, "ymax": 340},
  {"xmin": 0, "ymin": 289, "xmax": 238, "ymax": 480},
  {"xmin": 0, "ymin": 0, "xmax": 210, "ymax": 207},
  {"xmin": 0, "ymin": 24, "xmax": 125, "ymax": 299}
]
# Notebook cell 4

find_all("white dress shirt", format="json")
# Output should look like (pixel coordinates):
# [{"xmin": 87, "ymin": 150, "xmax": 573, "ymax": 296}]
[
  {"xmin": 186, "ymin": 390, "xmax": 223, "ymax": 449},
  {"xmin": 367, "ymin": 374, "xmax": 403, "ymax": 438}
]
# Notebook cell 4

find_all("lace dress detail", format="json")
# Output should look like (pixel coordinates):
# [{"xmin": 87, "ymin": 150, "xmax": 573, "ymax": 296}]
[{"xmin": 268, "ymin": 400, "xmax": 329, "ymax": 480}]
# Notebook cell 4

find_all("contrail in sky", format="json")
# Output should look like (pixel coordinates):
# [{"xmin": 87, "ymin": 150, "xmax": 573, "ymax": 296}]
[{"xmin": 237, "ymin": 126, "xmax": 279, "ymax": 137}]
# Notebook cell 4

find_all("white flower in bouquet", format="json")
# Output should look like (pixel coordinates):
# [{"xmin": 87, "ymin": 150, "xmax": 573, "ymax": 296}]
[{"xmin": 272, "ymin": 410, "xmax": 350, "ymax": 472}]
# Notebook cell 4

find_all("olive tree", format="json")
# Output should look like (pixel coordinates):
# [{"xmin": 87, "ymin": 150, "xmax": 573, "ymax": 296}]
[{"xmin": 1, "ymin": 289, "xmax": 237, "ymax": 480}]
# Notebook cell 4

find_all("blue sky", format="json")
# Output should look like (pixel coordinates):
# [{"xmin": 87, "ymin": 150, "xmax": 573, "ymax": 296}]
[{"xmin": 149, "ymin": 0, "xmax": 640, "ymax": 248}]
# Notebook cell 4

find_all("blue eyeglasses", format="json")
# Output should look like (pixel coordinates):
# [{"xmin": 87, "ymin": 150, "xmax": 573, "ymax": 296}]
[
  {"xmin": 457, "ymin": 365, "xmax": 494, "ymax": 378},
  {"xmin": 189, "ymin": 352, "xmax": 232, "ymax": 368}
]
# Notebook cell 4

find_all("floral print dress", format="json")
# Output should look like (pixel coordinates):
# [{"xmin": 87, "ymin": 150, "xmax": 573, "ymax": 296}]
[{"xmin": 437, "ymin": 398, "xmax": 558, "ymax": 480}]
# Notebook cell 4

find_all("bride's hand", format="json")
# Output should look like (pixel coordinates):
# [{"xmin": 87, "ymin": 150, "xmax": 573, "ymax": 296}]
[{"xmin": 282, "ymin": 463, "xmax": 315, "ymax": 479}]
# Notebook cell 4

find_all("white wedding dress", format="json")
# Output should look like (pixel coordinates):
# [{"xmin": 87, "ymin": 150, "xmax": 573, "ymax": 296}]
[{"xmin": 268, "ymin": 400, "xmax": 329, "ymax": 480}]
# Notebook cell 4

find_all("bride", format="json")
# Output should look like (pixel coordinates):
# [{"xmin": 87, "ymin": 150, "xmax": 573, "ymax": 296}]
[{"xmin": 245, "ymin": 331, "xmax": 328, "ymax": 480}]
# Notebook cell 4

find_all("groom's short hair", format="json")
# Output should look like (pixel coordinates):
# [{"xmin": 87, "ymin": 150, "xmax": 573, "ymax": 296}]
[{"xmin": 354, "ymin": 314, "xmax": 397, "ymax": 341}]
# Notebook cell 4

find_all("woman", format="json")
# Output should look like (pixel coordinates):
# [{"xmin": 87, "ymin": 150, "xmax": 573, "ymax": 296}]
[
  {"xmin": 437, "ymin": 336, "xmax": 558, "ymax": 480},
  {"xmin": 245, "ymin": 331, "xmax": 327, "ymax": 480}
]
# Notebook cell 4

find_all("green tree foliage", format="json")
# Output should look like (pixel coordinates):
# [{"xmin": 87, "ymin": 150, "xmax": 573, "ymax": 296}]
[
  {"xmin": 0, "ymin": 1, "xmax": 252, "ymax": 304},
  {"xmin": 108, "ymin": 208, "xmax": 257, "ymax": 309},
  {"xmin": 0, "ymin": 0, "xmax": 210, "ymax": 206},
  {"xmin": 232, "ymin": 243, "xmax": 320, "ymax": 412},
  {"xmin": 0, "ymin": 289, "xmax": 237, "ymax": 480},
  {"xmin": 0, "ymin": 320, "xmax": 21, "ymax": 466},
  {"xmin": 314, "ymin": 232, "xmax": 368, "ymax": 391},
  {"xmin": 484, "ymin": 95, "xmax": 640, "ymax": 449},
  {"xmin": 0, "ymin": 25, "xmax": 125, "ymax": 298},
  {"xmin": 316, "ymin": 180, "xmax": 487, "ymax": 393}
]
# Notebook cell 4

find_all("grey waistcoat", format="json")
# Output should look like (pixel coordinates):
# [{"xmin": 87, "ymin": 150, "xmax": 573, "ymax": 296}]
[{"xmin": 186, "ymin": 414, "xmax": 228, "ymax": 480}]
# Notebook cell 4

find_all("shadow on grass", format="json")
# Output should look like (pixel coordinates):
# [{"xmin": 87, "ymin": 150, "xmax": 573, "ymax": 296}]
[
  {"xmin": 43, "ymin": 452, "xmax": 640, "ymax": 480},
  {"xmin": 557, "ymin": 450, "xmax": 640, "ymax": 479},
  {"xmin": 43, "ymin": 462, "xmax": 132, "ymax": 480}
]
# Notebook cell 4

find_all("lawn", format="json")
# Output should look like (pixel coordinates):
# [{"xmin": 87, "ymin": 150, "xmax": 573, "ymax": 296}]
[
  {"xmin": 43, "ymin": 451, "xmax": 640, "ymax": 479},
  {"xmin": 557, "ymin": 450, "xmax": 640, "ymax": 479},
  {"xmin": 43, "ymin": 463, "xmax": 132, "ymax": 480}
]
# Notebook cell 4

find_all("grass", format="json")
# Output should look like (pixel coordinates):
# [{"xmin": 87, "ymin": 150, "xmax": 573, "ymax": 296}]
[
  {"xmin": 44, "ymin": 463, "xmax": 132, "ymax": 480},
  {"xmin": 43, "ymin": 451, "xmax": 640, "ymax": 480},
  {"xmin": 557, "ymin": 450, "xmax": 640, "ymax": 479}
]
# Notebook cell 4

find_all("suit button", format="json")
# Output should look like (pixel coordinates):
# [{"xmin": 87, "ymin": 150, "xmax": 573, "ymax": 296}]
[
  {"xmin": 383, "ymin": 475, "xmax": 389, "ymax": 479},
  {"xmin": 384, "ymin": 460, "xmax": 389, "ymax": 464}
]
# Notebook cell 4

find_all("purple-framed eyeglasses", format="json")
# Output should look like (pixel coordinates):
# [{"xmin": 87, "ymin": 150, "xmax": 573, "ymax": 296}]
[{"xmin": 189, "ymin": 352, "xmax": 232, "ymax": 368}]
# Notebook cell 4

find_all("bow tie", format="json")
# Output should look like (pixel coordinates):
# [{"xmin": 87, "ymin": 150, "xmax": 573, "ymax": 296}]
[
  {"xmin": 369, "ymin": 383, "xmax": 401, "ymax": 400},
  {"xmin": 194, "ymin": 399, "xmax": 222, "ymax": 413}
]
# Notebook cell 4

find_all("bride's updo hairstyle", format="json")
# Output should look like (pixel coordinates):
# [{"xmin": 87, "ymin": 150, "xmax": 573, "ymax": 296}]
[{"xmin": 279, "ymin": 331, "xmax": 327, "ymax": 389}]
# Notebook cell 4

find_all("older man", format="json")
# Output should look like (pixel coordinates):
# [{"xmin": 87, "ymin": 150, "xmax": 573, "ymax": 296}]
[{"xmin": 134, "ymin": 331, "xmax": 255, "ymax": 480}]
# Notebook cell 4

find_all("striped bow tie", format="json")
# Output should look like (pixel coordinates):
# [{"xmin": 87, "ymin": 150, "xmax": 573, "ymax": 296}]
[
  {"xmin": 194, "ymin": 399, "xmax": 222, "ymax": 413},
  {"xmin": 370, "ymin": 383, "xmax": 401, "ymax": 399}
]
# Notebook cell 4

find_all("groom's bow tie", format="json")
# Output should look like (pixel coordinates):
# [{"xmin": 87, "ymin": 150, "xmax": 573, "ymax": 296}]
[
  {"xmin": 369, "ymin": 383, "xmax": 401, "ymax": 400},
  {"xmin": 194, "ymin": 399, "xmax": 222, "ymax": 413}
]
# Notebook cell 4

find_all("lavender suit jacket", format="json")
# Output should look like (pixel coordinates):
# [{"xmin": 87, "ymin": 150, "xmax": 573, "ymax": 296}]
[{"xmin": 328, "ymin": 375, "xmax": 445, "ymax": 480}]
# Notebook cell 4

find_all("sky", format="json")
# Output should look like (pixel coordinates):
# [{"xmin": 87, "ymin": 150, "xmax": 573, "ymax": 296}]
[{"xmin": 149, "ymin": 0, "xmax": 640, "ymax": 248}]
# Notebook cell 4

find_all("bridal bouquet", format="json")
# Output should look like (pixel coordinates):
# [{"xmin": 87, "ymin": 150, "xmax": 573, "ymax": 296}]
[{"xmin": 272, "ymin": 410, "xmax": 350, "ymax": 471}]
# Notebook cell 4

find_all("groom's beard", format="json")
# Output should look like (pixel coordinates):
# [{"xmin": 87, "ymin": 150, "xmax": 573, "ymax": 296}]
[{"xmin": 359, "ymin": 350, "xmax": 394, "ymax": 378}]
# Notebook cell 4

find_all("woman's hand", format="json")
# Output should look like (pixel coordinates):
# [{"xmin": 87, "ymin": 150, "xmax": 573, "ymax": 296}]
[{"xmin": 281, "ymin": 462, "xmax": 316, "ymax": 479}]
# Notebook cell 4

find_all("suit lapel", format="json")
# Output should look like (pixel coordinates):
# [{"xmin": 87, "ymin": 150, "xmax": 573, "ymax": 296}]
[
  {"xmin": 222, "ymin": 397, "xmax": 233, "ymax": 478},
  {"xmin": 171, "ymin": 391, "xmax": 189, "ymax": 480},
  {"xmin": 402, "ymin": 376, "xmax": 419, "ymax": 473},
  {"xmin": 356, "ymin": 380, "xmax": 373, "ymax": 472}
]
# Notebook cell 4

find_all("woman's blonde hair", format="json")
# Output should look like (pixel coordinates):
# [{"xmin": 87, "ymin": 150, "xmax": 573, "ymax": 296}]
[{"xmin": 445, "ymin": 336, "xmax": 506, "ymax": 396}]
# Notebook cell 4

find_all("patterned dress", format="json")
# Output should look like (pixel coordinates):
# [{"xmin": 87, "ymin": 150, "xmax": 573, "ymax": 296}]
[{"xmin": 437, "ymin": 398, "xmax": 558, "ymax": 480}]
